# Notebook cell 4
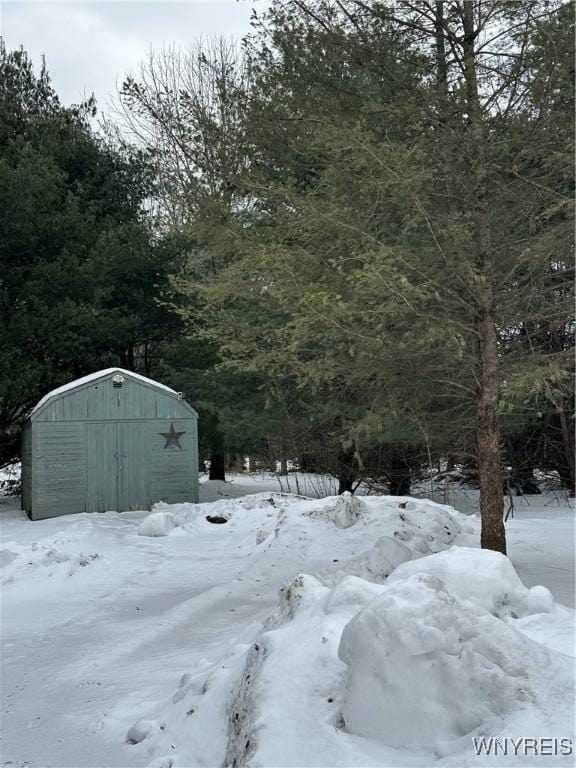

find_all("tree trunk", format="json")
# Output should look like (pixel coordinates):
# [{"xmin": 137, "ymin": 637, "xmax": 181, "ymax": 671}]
[
  {"xmin": 388, "ymin": 454, "xmax": 412, "ymax": 495},
  {"xmin": 144, "ymin": 341, "xmax": 151, "ymax": 377},
  {"xmin": 338, "ymin": 476, "xmax": 355, "ymax": 495},
  {"xmin": 434, "ymin": 1, "xmax": 448, "ymax": 97},
  {"xmin": 227, "ymin": 453, "xmax": 245, "ymax": 472},
  {"xmin": 476, "ymin": 303, "xmax": 506, "ymax": 552},
  {"xmin": 278, "ymin": 435, "xmax": 289, "ymax": 475},
  {"xmin": 209, "ymin": 452, "xmax": 226, "ymax": 481},
  {"xmin": 389, "ymin": 473, "xmax": 411, "ymax": 496},
  {"xmin": 510, "ymin": 464, "xmax": 540, "ymax": 495},
  {"xmin": 125, "ymin": 341, "xmax": 135, "ymax": 371},
  {"xmin": 558, "ymin": 402, "xmax": 575, "ymax": 495},
  {"xmin": 337, "ymin": 451, "xmax": 356, "ymax": 495},
  {"xmin": 462, "ymin": 1, "xmax": 506, "ymax": 554}
]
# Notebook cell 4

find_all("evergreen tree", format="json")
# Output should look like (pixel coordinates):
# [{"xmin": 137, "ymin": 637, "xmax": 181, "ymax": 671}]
[
  {"xmin": 116, "ymin": 2, "xmax": 573, "ymax": 541},
  {"xmin": 197, "ymin": 0, "xmax": 573, "ymax": 551},
  {"xmin": 0, "ymin": 47, "xmax": 180, "ymax": 465}
]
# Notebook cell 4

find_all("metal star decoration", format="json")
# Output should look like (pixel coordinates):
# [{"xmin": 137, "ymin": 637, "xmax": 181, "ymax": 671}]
[{"xmin": 159, "ymin": 423, "xmax": 186, "ymax": 450}]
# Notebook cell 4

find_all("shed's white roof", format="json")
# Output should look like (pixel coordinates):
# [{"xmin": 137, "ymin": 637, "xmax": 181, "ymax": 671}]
[{"xmin": 30, "ymin": 368, "xmax": 178, "ymax": 415}]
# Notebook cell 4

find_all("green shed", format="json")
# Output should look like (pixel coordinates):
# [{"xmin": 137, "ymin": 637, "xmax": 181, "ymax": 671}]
[{"xmin": 21, "ymin": 368, "xmax": 199, "ymax": 520}]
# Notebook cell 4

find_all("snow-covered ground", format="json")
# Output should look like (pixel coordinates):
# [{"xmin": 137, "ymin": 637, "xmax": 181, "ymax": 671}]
[{"xmin": 0, "ymin": 474, "xmax": 574, "ymax": 768}]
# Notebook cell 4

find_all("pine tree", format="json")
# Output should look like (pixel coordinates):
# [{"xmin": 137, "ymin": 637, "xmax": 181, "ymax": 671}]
[{"xmin": 0, "ymin": 48, "xmax": 180, "ymax": 465}]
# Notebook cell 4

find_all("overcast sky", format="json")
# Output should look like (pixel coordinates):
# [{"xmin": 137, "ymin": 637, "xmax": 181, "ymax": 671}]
[{"xmin": 0, "ymin": 1, "xmax": 262, "ymax": 110}]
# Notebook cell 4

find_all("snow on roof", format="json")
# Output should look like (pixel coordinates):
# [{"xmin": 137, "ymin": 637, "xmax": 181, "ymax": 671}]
[{"xmin": 30, "ymin": 368, "xmax": 178, "ymax": 416}]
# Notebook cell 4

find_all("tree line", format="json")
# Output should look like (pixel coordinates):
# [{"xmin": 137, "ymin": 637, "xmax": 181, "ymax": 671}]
[{"xmin": 0, "ymin": 1, "xmax": 573, "ymax": 553}]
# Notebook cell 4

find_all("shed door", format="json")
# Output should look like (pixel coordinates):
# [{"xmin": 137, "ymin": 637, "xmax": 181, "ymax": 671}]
[
  {"xmin": 117, "ymin": 422, "xmax": 150, "ymax": 511},
  {"xmin": 86, "ymin": 423, "xmax": 118, "ymax": 513},
  {"xmin": 86, "ymin": 422, "xmax": 150, "ymax": 513}
]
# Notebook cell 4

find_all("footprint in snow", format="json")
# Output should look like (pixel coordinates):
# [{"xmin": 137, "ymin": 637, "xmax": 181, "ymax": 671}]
[{"xmin": 126, "ymin": 719, "xmax": 163, "ymax": 745}]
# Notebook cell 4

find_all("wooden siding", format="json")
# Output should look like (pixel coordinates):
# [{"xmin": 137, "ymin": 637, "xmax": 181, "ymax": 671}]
[
  {"xmin": 32, "ymin": 423, "xmax": 87, "ymax": 519},
  {"xmin": 33, "ymin": 377, "xmax": 195, "ymax": 423},
  {"xmin": 21, "ymin": 421, "xmax": 32, "ymax": 514},
  {"xmin": 149, "ymin": 418, "xmax": 198, "ymax": 505},
  {"xmin": 30, "ymin": 417, "xmax": 198, "ymax": 518}
]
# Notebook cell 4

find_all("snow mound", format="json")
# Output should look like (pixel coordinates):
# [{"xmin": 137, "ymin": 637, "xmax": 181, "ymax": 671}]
[
  {"xmin": 225, "ymin": 574, "xmax": 345, "ymax": 768},
  {"xmin": 387, "ymin": 546, "xmax": 556, "ymax": 619},
  {"xmin": 388, "ymin": 499, "xmax": 463, "ymax": 555},
  {"xmin": 349, "ymin": 535, "xmax": 412, "ymax": 582},
  {"xmin": 330, "ymin": 491, "xmax": 363, "ymax": 528},
  {"xmin": 138, "ymin": 512, "xmax": 177, "ymax": 537},
  {"xmin": 147, "ymin": 494, "xmax": 467, "ymax": 569},
  {"xmin": 237, "ymin": 492, "xmax": 288, "ymax": 510},
  {"xmin": 338, "ymin": 571, "xmax": 569, "ymax": 754},
  {"xmin": 225, "ymin": 549, "xmax": 573, "ymax": 766},
  {"xmin": 151, "ymin": 499, "xmax": 240, "ymax": 530},
  {"xmin": 316, "ymin": 500, "xmax": 464, "ymax": 586},
  {"xmin": 324, "ymin": 575, "xmax": 384, "ymax": 618}
]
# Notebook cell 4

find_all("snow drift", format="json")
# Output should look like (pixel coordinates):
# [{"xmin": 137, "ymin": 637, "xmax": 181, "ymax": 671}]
[
  {"xmin": 386, "ymin": 546, "xmax": 556, "ymax": 619},
  {"xmin": 138, "ymin": 511, "xmax": 177, "ymax": 537},
  {"xmin": 338, "ymin": 570, "xmax": 570, "ymax": 755},
  {"xmin": 225, "ymin": 546, "xmax": 574, "ymax": 767}
]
